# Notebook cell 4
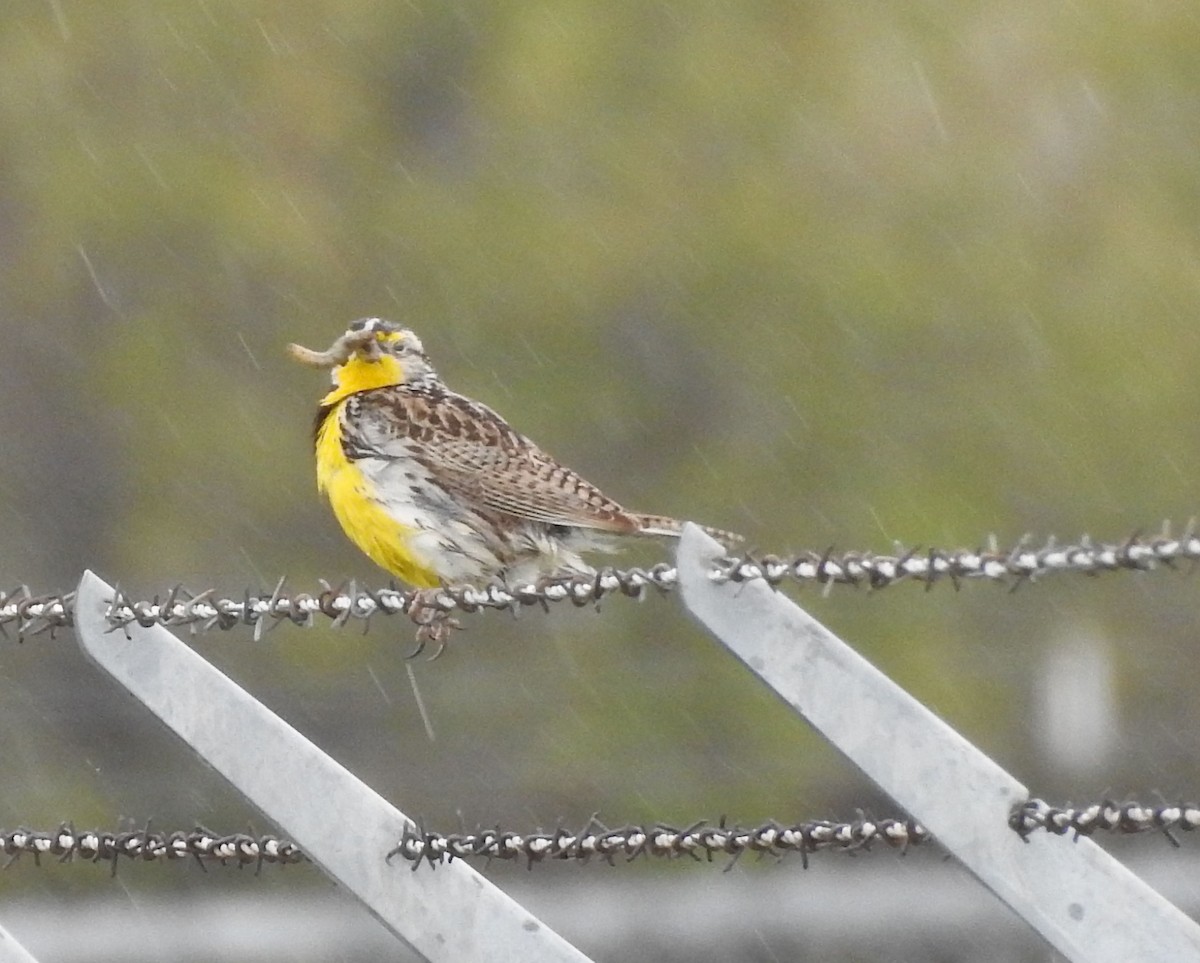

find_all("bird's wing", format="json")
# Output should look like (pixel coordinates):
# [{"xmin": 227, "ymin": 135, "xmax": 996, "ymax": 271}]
[{"xmin": 348, "ymin": 387, "xmax": 642, "ymax": 534}]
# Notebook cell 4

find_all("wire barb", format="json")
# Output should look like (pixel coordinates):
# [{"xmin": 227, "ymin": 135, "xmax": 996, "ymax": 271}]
[{"xmin": 0, "ymin": 587, "xmax": 74, "ymax": 642}]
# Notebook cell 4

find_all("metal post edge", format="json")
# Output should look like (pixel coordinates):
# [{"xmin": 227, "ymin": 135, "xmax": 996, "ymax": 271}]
[{"xmin": 0, "ymin": 921, "xmax": 42, "ymax": 963}]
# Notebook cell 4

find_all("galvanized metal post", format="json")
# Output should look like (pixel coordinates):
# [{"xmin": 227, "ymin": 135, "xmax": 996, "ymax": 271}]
[
  {"xmin": 677, "ymin": 524, "xmax": 1200, "ymax": 963},
  {"xmin": 74, "ymin": 571, "xmax": 591, "ymax": 963},
  {"xmin": 0, "ymin": 922, "xmax": 42, "ymax": 963}
]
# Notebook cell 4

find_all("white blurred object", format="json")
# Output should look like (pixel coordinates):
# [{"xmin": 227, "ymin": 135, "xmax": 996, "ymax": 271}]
[{"xmin": 1036, "ymin": 626, "xmax": 1117, "ymax": 776}]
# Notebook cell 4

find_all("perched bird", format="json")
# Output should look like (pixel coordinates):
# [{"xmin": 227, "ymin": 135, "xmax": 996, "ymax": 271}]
[{"xmin": 288, "ymin": 318, "xmax": 740, "ymax": 592}]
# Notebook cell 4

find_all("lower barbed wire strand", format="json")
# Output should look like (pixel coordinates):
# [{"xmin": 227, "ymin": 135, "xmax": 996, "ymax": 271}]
[
  {"xmin": 2, "ymin": 523, "xmax": 1197, "ymax": 639},
  {"xmin": 0, "ymin": 826, "xmax": 306, "ymax": 871},
  {"xmin": 3, "ymin": 800, "xmax": 1195, "ymax": 873},
  {"xmin": 0, "ymin": 817, "xmax": 932, "ymax": 872},
  {"xmin": 387, "ymin": 816, "xmax": 934, "ymax": 868},
  {"xmin": 1010, "ymin": 798, "xmax": 1200, "ymax": 846}
]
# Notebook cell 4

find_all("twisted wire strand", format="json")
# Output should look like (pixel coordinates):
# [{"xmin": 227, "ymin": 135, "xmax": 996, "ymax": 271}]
[
  {"xmin": 4, "ymin": 799, "xmax": 1195, "ymax": 875},
  {"xmin": 390, "ymin": 815, "xmax": 931, "ymax": 869},
  {"xmin": 0, "ymin": 824, "xmax": 306, "ymax": 874},
  {"xmin": 2, "ymin": 523, "xmax": 1195, "ymax": 640},
  {"xmin": 1010, "ymin": 798, "xmax": 1200, "ymax": 847}
]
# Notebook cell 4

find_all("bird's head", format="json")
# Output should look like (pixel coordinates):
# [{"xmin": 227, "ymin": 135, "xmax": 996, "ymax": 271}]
[{"xmin": 288, "ymin": 318, "xmax": 439, "ymax": 404}]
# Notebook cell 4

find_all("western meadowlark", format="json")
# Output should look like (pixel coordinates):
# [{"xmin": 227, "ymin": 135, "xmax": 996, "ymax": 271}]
[{"xmin": 288, "ymin": 318, "xmax": 740, "ymax": 598}]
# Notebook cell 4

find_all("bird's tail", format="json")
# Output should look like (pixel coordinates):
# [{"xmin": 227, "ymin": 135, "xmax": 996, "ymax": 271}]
[{"xmin": 631, "ymin": 513, "xmax": 744, "ymax": 549}]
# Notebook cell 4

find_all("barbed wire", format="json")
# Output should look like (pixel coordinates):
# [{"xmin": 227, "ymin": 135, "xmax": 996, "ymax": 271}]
[
  {"xmin": 0, "ymin": 824, "xmax": 306, "ymax": 874},
  {"xmin": 394, "ymin": 798, "xmax": 1200, "ymax": 868},
  {"xmin": 1, "ymin": 522, "xmax": 1195, "ymax": 642},
  {"xmin": 390, "ymin": 815, "xmax": 932, "ymax": 869},
  {"xmin": 1011, "ymin": 798, "xmax": 1200, "ymax": 847},
  {"xmin": 4, "ymin": 799, "xmax": 1194, "ymax": 876}
]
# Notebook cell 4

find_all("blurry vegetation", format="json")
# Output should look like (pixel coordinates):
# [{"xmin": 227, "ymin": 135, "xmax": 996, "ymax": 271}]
[{"xmin": 1, "ymin": 0, "xmax": 1200, "ymax": 907}]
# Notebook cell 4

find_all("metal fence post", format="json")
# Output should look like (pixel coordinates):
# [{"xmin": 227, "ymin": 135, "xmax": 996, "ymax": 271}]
[
  {"xmin": 676, "ymin": 524, "xmax": 1200, "ymax": 963},
  {"xmin": 0, "ymin": 921, "xmax": 42, "ymax": 963},
  {"xmin": 74, "ymin": 571, "xmax": 591, "ymax": 963}
]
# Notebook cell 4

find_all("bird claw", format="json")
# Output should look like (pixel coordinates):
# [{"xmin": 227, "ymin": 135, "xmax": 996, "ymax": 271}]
[
  {"xmin": 405, "ymin": 589, "xmax": 462, "ymax": 660},
  {"xmin": 408, "ymin": 618, "xmax": 461, "ymax": 660}
]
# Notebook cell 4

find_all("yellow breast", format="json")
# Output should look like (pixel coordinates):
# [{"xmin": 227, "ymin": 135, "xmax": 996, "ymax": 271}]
[{"xmin": 315, "ymin": 403, "xmax": 441, "ymax": 588}]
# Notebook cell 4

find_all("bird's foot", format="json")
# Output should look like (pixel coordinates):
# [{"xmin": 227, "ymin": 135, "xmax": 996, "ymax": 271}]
[{"xmin": 405, "ymin": 588, "xmax": 462, "ymax": 660}]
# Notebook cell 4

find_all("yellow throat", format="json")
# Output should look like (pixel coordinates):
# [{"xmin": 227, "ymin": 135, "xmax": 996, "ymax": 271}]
[
  {"xmin": 313, "ymin": 346, "xmax": 441, "ymax": 588},
  {"xmin": 317, "ymin": 342, "xmax": 404, "ymax": 407}
]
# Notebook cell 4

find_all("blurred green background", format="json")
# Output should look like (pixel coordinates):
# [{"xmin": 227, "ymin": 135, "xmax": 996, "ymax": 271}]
[{"xmin": 1, "ymin": 1, "xmax": 1199, "ymax": 959}]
